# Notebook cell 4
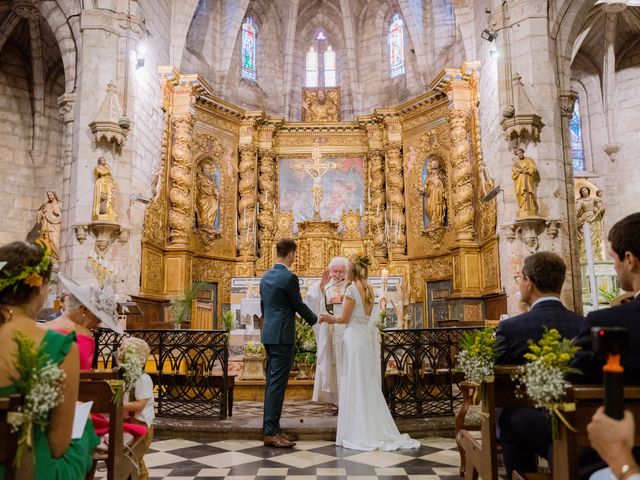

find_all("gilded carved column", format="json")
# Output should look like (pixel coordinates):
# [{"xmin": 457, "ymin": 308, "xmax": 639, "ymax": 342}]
[
  {"xmin": 448, "ymin": 108, "xmax": 475, "ymax": 241},
  {"xmin": 257, "ymin": 149, "xmax": 277, "ymax": 260},
  {"xmin": 168, "ymin": 113, "xmax": 194, "ymax": 245},
  {"xmin": 238, "ymin": 144, "xmax": 258, "ymax": 256},
  {"xmin": 385, "ymin": 142, "xmax": 406, "ymax": 254},
  {"xmin": 368, "ymin": 149, "xmax": 386, "ymax": 258}
]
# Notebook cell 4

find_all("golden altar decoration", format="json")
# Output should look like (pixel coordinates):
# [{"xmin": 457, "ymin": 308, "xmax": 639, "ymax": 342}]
[{"xmin": 139, "ymin": 63, "xmax": 502, "ymax": 325}]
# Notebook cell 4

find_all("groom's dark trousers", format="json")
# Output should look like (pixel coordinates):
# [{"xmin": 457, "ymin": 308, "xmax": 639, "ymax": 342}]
[{"xmin": 260, "ymin": 263, "xmax": 317, "ymax": 436}]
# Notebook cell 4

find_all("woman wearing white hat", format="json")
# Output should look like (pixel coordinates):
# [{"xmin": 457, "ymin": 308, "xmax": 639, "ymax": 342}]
[{"xmin": 43, "ymin": 273, "xmax": 123, "ymax": 370}]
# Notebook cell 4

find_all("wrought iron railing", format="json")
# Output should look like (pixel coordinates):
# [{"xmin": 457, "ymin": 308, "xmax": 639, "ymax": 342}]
[
  {"xmin": 381, "ymin": 327, "xmax": 482, "ymax": 418},
  {"xmin": 93, "ymin": 329, "xmax": 229, "ymax": 419}
]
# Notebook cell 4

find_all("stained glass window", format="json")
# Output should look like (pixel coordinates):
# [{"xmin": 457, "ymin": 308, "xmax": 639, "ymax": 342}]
[
  {"xmin": 306, "ymin": 47, "xmax": 318, "ymax": 87},
  {"xmin": 241, "ymin": 17, "xmax": 257, "ymax": 81},
  {"xmin": 570, "ymin": 98, "xmax": 586, "ymax": 171},
  {"xmin": 324, "ymin": 45, "xmax": 336, "ymax": 87},
  {"xmin": 389, "ymin": 14, "xmax": 405, "ymax": 78}
]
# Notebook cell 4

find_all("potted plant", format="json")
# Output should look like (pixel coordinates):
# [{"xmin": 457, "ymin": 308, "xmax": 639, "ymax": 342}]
[
  {"xmin": 294, "ymin": 320, "xmax": 317, "ymax": 379},
  {"xmin": 170, "ymin": 281, "xmax": 207, "ymax": 329},
  {"xmin": 240, "ymin": 340, "xmax": 266, "ymax": 380},
  {"xmin": 294, "ymin": 351, "xmax": 317, "ymax": 380}
]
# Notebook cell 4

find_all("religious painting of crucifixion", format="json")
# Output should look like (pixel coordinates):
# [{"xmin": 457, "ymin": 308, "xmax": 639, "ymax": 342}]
[{"xmin": 279, "ymin": 146, "xmax": 364, "ymax": 229}]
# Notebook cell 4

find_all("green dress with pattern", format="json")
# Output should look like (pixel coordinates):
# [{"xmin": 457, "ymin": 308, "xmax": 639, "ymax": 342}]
[{"xmin": 0, "ymin": 329, "xmax": 99, "ymax": 480}]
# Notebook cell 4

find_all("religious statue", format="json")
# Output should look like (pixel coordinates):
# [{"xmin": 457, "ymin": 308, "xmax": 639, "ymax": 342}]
[
  {"xmin": 576, "ymin": 185, "xmax": 606, "ymax": 261},
  {"xmin": 92, "ymin": 157, "xmax": 117, "ymax": 221},
  {"xmin": 512, "ymin": 147, "xmax": 540, "ymax": 217},
  {"xmin": 35, "ymin": 191, "xmax": 61, "ymax": 263},
  {"xmin": 419, "ymin": 158, "xmax": 447, "ymax": 229},
  {"xmin": 195, "ymin": 161, "xmax": 220, "ymax": 232},
  {"xmin": 292, "ymin": 140, "xmax": 337, "ymax": 220},
  {"xmin": 302, "ymin": 88, "xmax": 340, "ymax": 122}
]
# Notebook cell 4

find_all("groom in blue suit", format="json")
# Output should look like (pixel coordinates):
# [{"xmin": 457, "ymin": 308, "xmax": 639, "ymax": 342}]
[{"xmin": 260, "ymin": 238, "xmax": 317, "ymax": 447}]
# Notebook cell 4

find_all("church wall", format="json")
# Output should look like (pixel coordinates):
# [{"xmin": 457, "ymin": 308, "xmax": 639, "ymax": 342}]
[{"xmin": 0, "ymin": 47, "xmax": 65, "ymax": 246}]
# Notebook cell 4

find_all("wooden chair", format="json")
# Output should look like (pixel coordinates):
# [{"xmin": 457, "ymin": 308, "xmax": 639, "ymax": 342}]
[
  {"xmin": 0, "ymin": 394, "xmax": 22, "ymax": 480},
  {"xmin": 79, "ymin": 370, "xmax": 140, "ymax": 480}
]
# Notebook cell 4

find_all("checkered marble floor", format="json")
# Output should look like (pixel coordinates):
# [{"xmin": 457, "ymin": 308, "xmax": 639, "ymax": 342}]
[{"xmin": 94, "ymin": 436, "xmax": 462, "ymax": 479}]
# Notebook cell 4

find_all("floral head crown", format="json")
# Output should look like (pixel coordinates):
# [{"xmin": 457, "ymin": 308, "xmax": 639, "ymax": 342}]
[
  {"xmin": 0, "ymin": 243, "xmax": 52, "ymax": 293},
  {"xmin": 353, "ymin": 252, "xmax": 371, "ymax": 269}
]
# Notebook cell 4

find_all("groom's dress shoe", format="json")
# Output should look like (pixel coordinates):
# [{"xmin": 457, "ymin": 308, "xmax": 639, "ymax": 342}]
[
  {"xmin": 279, "ymin": 431, "xmax": 299, "ymax": 442},
  {"xmin": 263, "ymin": 434, "xmax": 296, "ymax": 448}
]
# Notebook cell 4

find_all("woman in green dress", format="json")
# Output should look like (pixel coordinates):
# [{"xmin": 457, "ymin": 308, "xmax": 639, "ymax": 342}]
[{"xmin": 0, "ymin": 241, "xmax": 99, "ymax": 480}]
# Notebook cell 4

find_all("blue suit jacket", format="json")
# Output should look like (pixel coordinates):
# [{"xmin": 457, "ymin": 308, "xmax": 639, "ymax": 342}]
[
  {"xmin": 260, "ymin": 264, "xmax": 317, "ymax": 345},
  {"xmin": 571, "ymin": 295, "xmax": 640, "ymax": 384},
  {"xmin": 495, "ymin": 299, "xmax": 584, "ymax": 365}
]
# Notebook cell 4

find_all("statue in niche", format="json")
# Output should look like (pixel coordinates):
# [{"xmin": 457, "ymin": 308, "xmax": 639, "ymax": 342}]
[
  {"xmin": 195, "ymin": 160, "xmax": 221, "ymax": 243},
  {"xmin": 302, "ymin": 88, "xmax": 340, "ymax": 122},
  {"xmin": 419, "ymin": 158, "xmax": 447, "ymax": 229},
  {"xmin": 32, "ymin": 191, "xmax": 61, "ymax": 263},
  {"xmin": 92, "ymin": 157, "xmax": 117, "ymax": 221},
  {"xmin": 512, "ymin": 147, "xmax": 540, "ymax": 217},
  {"xmin": 576, "ymin": 185, "xmax": 606, "ymax": 262}
]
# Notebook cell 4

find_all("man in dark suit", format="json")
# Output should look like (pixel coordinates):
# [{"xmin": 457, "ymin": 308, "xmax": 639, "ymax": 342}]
[
  {"xmin": 497, "ymin": 251, "xmax": 584, "ymax": 477},
  {"xmin": 495, "ymin": 251, "xmax": 583, "ymax": 364},
  {"xmin": 260, "ymin": 238, "xmax": 317, "ymax": 448}
]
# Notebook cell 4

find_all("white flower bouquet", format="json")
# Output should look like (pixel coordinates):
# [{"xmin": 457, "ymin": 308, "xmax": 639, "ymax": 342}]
[
  {"xmin": 512, "ymin": 328, "xmax": 580, "ymax": 438},
  {"xmin": 8, "ymin": 331, "xmax": 65, "ymax": 468},
  {"xmin": 456, "ymin": 327, "xmax": 496, "ymax": 385},
  {"xmin": 117, "ymin": 340, "xmax": 146, "ymax": 393}
]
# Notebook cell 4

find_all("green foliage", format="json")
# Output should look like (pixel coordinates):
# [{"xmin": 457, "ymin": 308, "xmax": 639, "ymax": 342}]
[
  {"xmin": 243, "ymin": 340, "xmax": 265, "ymax": 356},
  {"xmin": 598, "ymin": 286, "xmax": 622, "ymax": 304},
  {"xmin": 375, "ymin": 309, "xmax": 388, "ymax": 330},
  {"xmin": 295, "ymin": 320, "xmax": 316, "ymax": 359},
  {"xmin": 294, "ymin": 351, "xmax": 317, "ymax": 365},
  {"xmin": 523, "ymin": 327, "xmax": 580, "ymax": 369},
  {"xmin": 222, "ymin": 310, "xmax": 235, "ymax": 332},
  {"xmin": 170, "ymin": 281, "xmax": 208, "ymax": 329},
  {"xmin": 460, "ymin": 327, "xmax": 496, "ymax": 360}
]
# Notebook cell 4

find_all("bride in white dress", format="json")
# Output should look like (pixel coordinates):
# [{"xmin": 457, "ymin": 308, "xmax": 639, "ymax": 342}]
[{"xmin": 320, "ymin": 255, "xmax": 420, "ymax": 451}]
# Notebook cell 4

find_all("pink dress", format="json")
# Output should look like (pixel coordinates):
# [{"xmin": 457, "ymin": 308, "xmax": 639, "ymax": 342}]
[{"xmin": 53, "ymin": 329, "xmax": 95, "ymax": 370}]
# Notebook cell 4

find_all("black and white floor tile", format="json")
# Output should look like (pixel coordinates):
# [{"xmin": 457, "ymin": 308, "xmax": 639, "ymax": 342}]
[{"xmin": 94, "ymin": 436, "xmax": 462, "ymax": 479}]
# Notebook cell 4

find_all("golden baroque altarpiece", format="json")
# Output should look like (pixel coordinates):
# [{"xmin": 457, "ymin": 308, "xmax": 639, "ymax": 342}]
[{"xmin": 140, "ymin": 63, "xmax": 501, "ymax": 323}]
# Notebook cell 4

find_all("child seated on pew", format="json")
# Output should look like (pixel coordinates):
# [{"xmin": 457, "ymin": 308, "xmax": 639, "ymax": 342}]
[{"xmin": 117, "ymin": 337, "xmax": 155, "ymax": 480}]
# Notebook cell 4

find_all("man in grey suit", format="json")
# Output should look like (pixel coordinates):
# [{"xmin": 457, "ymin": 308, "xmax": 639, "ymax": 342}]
[{"xmin": 260, "ymin": 238, "xmax": 317, "ymax": 447}]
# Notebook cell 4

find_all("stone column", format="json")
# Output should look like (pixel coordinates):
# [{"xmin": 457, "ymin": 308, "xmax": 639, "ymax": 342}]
[
  {"xmin": 384, "ymin": 142, "xmax": 406, "ymax": 255},
  {"xmin": 57, "ymin": 92, "xmax": 76, "ymax": 267}
]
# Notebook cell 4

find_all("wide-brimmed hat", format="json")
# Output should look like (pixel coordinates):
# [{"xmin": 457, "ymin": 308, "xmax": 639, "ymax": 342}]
[{"xmin": 58, "ymin": 273, "xmax": 124, "ymax": 334}]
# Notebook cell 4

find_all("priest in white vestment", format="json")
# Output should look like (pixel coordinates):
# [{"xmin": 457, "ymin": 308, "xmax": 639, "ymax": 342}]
[{"xmin": 305, "ymin": 256, "xmax": 348, "ymax": 408}]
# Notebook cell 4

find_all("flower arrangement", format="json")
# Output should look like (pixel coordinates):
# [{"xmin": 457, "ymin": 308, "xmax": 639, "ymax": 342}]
[
  {"xmin": 0, "ymin": 243, "xmax": 52, "ymax": 292},
  {"xmin": 243, "ymin": 340, "xmax": 265, "ymax": 357},
  {"xmin": 456, "ymin": 328, "xmax": 497, "ymax": 385},
  {"xmin": 375, "ymin": 309, "xmax": 388, "ymax": 331},
  {"xmin": 295, "ymin": 320, "xmax": 316, "ymax": 353},
  {"xmin": 116, "ymin": 338, "xmax": 148, "ymax": 393},
  {"xmin": 8, "ymin": 331, "xmax": 65, "ymax": 468},
  {"xmin": 513, "ymin": 328, "xmax": 580, "ymax": 438}
]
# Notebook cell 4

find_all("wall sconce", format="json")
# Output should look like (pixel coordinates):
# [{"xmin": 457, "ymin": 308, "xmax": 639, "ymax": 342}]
[
  {"xmin": 481, "ymin": 28, "xmax": 498, "ymax": 42},
  {"xmin": 135, "ymin": 44, "xmax": 146, "ymax": 69}
]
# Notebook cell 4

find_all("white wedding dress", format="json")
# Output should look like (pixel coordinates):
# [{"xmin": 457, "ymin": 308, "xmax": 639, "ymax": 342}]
[{"xmin": 336, "ymin": 283, "xmax": 420, "ymax": 451}]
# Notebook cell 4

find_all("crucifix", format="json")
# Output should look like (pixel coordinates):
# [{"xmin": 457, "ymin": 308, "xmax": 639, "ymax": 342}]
[{"xmin": 294, "ymin": 140, "xmax": 337, "ymax": 220}]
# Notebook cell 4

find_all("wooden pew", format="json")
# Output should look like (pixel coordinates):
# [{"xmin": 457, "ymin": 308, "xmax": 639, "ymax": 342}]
[
  {"xmin": 457, "ymin": 366, "xmax": 530, "ymax": 480},
  {"xmin": 0, "ymin": 394, "xmax": 22, "ymax": 480},
  {"xmin": 79, "ymin": 370, "xmax": 140, "ymax": 480}
]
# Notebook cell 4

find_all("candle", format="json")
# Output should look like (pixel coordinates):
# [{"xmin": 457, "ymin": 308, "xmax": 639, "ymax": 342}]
[{"xmin": 381, "ymin": 268, "xmax": 388, "ymax": 281}]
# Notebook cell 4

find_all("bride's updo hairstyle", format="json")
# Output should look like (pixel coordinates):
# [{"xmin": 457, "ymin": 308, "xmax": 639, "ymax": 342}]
[
  {"xmin": 347, "ymin": 252, "xmax": 374, "ymax": 307},
  {"xmin": 0, "ymin": 241, "xmax": 53, "ymax": 323}
]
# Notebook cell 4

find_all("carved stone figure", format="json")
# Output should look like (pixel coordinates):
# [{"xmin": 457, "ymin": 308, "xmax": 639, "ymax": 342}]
[
  {"xmin": 196, "ymin": 161, "xmax": 219, "ymax": 231},
  {"xmin": 576, "ymin": 186, "xmax": 606, "ymax": 261},
  {"xmin": 512, "ymin": 148, "xmax": 540, "ymax": 217},
  {"xmin": 420, "ymin": 158, "xmax": 447, "ymax": 229},
  {"xmin": 302, "ymin": 88, "xmax": 340, "ymax": 122},
  {"xmin": 35, "ymin": 191, "xmax": 61, "ymax": 262},
  {"xmin": 92, "ymin": 157, "xmax": 117, "ymax": 221}
]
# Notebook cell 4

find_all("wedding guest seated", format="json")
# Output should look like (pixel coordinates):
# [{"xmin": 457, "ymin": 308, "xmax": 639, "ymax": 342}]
[
  {"xmin": 588, "ymin": 407, "xmax": 640, "ymax": 480},
  {"xmin": 118, "ymin": 337, "xmax": 155, "ymax": 480},
  {"xmin": 43, "ymin": 273, "xmax": 123, "ymax": 370},
  {"xmin": 0, "ymin": 241, "xmax": 99, "ymax": 480},
  {"xmin": 495, "ymin": 251, "xmax": 583, "ymax": 365}
]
